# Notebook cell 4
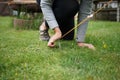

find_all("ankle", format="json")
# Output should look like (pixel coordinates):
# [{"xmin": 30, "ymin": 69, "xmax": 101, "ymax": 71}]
[
  {"xmin": 40, "ymin": 22, "xmax": 48, "ymax": 30},
  {"xmin": 77, "ymin": 42, "xmax": 84, "ymax": 46}
]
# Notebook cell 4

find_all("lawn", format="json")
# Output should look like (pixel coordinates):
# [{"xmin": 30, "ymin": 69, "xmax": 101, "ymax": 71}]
[{"xmin": 0, "ymin": 16, "xmax": 120, "ymax": 80}]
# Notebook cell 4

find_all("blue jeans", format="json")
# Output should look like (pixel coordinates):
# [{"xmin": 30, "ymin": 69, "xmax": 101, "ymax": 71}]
[{"xmin": 76, "ymin": 0, "xmax": 93, "ymax": 42}]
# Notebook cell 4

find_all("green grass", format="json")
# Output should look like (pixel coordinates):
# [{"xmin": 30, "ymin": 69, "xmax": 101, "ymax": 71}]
[{"xmin": 0, "ymin": 16, "xmax": 120, "ymax": 80}]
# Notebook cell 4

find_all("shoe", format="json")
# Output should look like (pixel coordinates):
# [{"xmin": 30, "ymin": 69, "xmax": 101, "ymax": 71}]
[{"xmin": 40, "ymin": 29, "xmax": 50, "ymax": 41}]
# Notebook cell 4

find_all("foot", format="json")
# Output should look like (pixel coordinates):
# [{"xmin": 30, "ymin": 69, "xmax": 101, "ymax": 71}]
[
  {"xmin": 39, "ymin": 22, "xmax": 50, "ymax": 41},
  {"xmin": 47, "ymin": 27, "xmax": 62, "ymax": 48},
  {"xmin": 40, "ymin": 30, "xmax": 50, "ymax": 41},
  {"xmin": 77, "ymin": 42, "xmax": 96, "ymax": 50}
]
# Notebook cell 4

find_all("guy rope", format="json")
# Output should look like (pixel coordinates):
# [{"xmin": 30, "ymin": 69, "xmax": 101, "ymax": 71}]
[{"xmin": 61, "ymin": 0, "xmax": 113, "ymax": 39}]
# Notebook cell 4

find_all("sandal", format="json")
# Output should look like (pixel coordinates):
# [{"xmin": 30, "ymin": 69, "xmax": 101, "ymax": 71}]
[{"xmin": 40, "ymin": 29, "xmax": 50, "ymax": 41}]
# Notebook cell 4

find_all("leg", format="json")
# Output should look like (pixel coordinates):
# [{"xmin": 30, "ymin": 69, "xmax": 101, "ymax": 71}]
[
  {"xmin": 39, "ymin": 21, "xmax": 50, "ymax": 41},
  {"xmin": 52, "ymin": 0, "xmax": 79, "ymax": 40},
  {"xmin": 39, "ymin": 21, "xmax": 48, "ymax": 31},
  {"xmin": 60, "ymin": 17, "xmax": 75, "ymax": 40},
  {"xmin": 77, "ymin": 0, "xmax": 95, "ymax": 50}
]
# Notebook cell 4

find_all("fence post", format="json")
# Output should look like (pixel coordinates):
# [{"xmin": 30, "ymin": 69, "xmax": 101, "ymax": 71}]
[{"xmin": 117, "ymin": 0, "xmax": 120, "ymax": 22}]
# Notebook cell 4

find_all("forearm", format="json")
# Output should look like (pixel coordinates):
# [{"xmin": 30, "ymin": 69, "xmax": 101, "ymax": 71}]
[{"xmin": 40, "ymin": 0, "xmax": 59, "ymax": 29}]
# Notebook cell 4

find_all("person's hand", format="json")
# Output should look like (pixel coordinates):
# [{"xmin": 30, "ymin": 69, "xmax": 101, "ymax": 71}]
[
  {"xmin": 47, "ymin": 27, "xmax": 62, "ymax": 48},
  {"xmin": 77, "ymin": 42, "xmax": 96, "ymax": 50}
]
